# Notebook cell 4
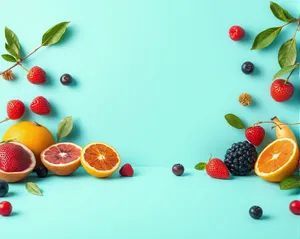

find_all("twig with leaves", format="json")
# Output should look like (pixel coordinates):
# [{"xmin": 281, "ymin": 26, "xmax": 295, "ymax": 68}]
[
  {"xmin": 252, "ymin": 2, "xmax": 300, "ymax": 82},
  {"xmin": 1, "ymin": 22, "xmax": 70, "ymax": 79}
]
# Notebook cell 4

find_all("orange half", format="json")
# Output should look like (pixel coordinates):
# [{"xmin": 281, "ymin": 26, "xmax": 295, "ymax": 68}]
[
  {"xmin": 255, "ymin": 138, "xmax": 299, "ymax": 182},
  {"xmin": 80, "ymin": 142, "xmax": 121, "ymax": 178}
]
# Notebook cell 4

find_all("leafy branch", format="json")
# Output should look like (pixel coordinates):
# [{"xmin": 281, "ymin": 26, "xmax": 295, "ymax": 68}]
[
  {"xmin": 0, "ymin": 22, "xmax": 70, "ymax": 77},
  {"xmin": 252, "ymin": 2, "xmax": 299, "ymax": 81}
]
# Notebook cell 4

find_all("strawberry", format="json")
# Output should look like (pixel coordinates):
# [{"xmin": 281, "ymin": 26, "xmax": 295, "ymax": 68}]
[
  {"xmin": 27, "ymin": 66, "xmax": 46, "ymax": 84},
  {"xmin": 30, "ymin": 96, "xmax": 51, "ymax": 115},
  {"xmin": 270, "ymin": 79, "xmax": 294, "ymax": 102},
  {"xmin": 195, "ymin": 156, "xmax": 230, "ymax": 179},
  {"xmin": 245, "ymin": 126, "xmax": 265, "ymax": 146},
  {"xmin": 119, "ymin": 163, "xmax": 134, "ymax": 177},
  {"xmin": 6, "ymin": 100, "xmax": 25, "ymax": 120}
]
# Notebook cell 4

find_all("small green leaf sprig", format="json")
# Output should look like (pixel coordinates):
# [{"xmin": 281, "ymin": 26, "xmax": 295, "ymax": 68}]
[
  {"xmin": 224, "ymin": 113, "xmax": 300, "ymax": 130},
  {"xmin": 0, "ymin": 22, "xmax": 70, "ymax": 78},
  {"xmin": 252, "ymin": 2, "xmax": 300, "ymax": 82}
]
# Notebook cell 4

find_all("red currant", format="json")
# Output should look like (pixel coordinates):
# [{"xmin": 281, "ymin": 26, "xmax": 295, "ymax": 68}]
[
  {"xmin": 229, "ymin": 26, "xmax": 245, "ymax": 41},
  {"xmin": 0, "ymin": 201, "xmax": 12, "ymax": 216},
  {"xmin": 289, "ymin": 200, "xmax": 300, "ymax": 215}
]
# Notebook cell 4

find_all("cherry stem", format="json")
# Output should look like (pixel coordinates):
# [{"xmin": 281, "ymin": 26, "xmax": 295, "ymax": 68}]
[
  {"xmin": 0, "ymin": 45, "xmax": 43, "ymax": 77},
  {"xmin": 19, "ymin": 63, "xmax": 29, "ymax": 72},
  {"xmin": 0, "ymin": 118, "xmax": 10, "ymax": 124},
  {"xmin": 254, "ymin": 121, "xmax": 282, "ymax": 130},
  {"xmin": 271, "ymin": 122, "xmax": 300, "ymax": 130}
]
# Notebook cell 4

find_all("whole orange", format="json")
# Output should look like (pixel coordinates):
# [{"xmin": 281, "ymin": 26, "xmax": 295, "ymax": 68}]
[{"xmin": 2, "ymin": 121, "xmax": 55, "ymax": 168}]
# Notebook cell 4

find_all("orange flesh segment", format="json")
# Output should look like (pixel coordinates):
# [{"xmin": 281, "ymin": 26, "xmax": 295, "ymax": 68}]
[
  {"xmin": 44, "ymin": 144, "xmax": 81, "ymax": 164},
  {"xmin": 258, "ymin": 140, "xmax": 294, "ymax": 173},
  {"xmin": 83, "ymin": 144, "xmax": 119, "ymax": 170}
]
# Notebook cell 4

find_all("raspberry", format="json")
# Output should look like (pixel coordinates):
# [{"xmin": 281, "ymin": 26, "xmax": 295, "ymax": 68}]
[
  {"xmin": 229, "ymin": 26, "xmax": 245, "ymax": 41},
  {"xmin": 119, "ymin": 164, "xmax": 134, "ymax": 177}
]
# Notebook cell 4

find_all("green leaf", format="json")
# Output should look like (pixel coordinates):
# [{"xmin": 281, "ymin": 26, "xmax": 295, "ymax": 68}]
[
  {"xmin": 251, "ymin": 27, "xmax": 282, "ymax": 50},
  {"xmin": 224, "ymin": 114, "xmax": 245, "ymax": 129},
  {"xmin": 5, "ymin": 27, "xmax": 20, "ymax": 58},
  {"xmin": 270, "ymin": 2, "xmax": 296, "ymax": 22},
  {"xmin": 279, "ymin": 176, "xmax": 300, "ymax": 190},
  {"xmin": 273, "ymin": 64, "xmax": 298, "ymax": 80},
  {"xmin": 1, "ymin": 54, "xmax": 16, "ymax": 62},
  {"xmin": 26, "ymin": 182, "xmax": 43, "ymax": 196},
  {"xmin": 57, "ymin": 116, "xmax": 73, "ymax": 141},
  {"xmin": 42, "ymin": 22, "xmax": 70, "ymax": 46},
  {"xmin": 5, "ymin": 43, "xmax": 19, "ymax": 60},
  {"xmin": 195, "ymin": 162, "xmax": 207, "ymax": 170},
  {"xmin": 278, "ymin": 37, "xmax": 297, "ymax": 68}
]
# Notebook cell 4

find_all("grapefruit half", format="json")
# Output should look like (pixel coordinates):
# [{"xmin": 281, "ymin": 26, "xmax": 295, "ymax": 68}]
[
  {"xmin": 41, "ymin": 143, "xmax": 82, "ymax": 176},
  {"xmin": 0, "ymin": 142, "xmax": 36, "ymax": 183}
]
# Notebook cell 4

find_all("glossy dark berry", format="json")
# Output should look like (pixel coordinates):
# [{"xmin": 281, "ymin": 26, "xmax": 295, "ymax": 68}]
[
  {"xmin": 36, "ymin": 166, "xmax": 48, "ymax": 178},
  {"xmin": 0, "ymin": 201, "xmax": 12, "ymax": 216},
  {"xmin": 0, "ymin": 180, "xmax": 8, "ymax": 197},
  {"xmin": 249, "ymin": 206, "xmax": 263, "ymax": 219},
  {"xmin": 172, "ymin": 164, "xmax": 184, "ymax": 176},
  {"xmin": 242, "ymin": 62, "xmax": 255, "ymax": 75},
  {"xmin": 224, "ymin": 141, "xmax": 258, "ymax": 176},
  {"xmin": 60, "ymin": 74, "xmax": 73, "ymax": 85},
  {"xmin": 289, "ymin": 200, "xmax": 300, "ymax": 215}
]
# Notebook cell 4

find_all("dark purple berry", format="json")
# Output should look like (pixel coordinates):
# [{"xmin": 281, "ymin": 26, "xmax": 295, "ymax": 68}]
[
  {"xmin": 60, "ymin": 74, "xmax": 73, "ymax": 85},
  {"xmin": 241, "ymin": 62, "xmax": 254, "ymax": 75},
  {"xmin": 172, "ymin": 164, "xmax": 184, "ymax": 176},
  {"xmin": 249, "ymin": 206, "xmax": 263, "ymax": 219},
  {"xmin": 36, "ymin": 166, "xmax": 48, "ymax": 178},
  {"xmin": 0, "ymin": 180, "xmax": 8, "ymax": 197}
]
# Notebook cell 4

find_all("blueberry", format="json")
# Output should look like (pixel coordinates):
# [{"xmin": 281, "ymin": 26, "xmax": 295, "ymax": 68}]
[
  {"xmin": 242, "ymin": 62, "xmax": 255, "ymax": 74},
  {"xmin": 60, "ymin": 74, "xmax": 73, "ymax": 85},
  {"xmin": 172, "ymin": 164, "xmax": 184, "ymax": 176},
  {"xmin": 0, "ymin": 180, "xmax": 8, "ymax": 197},
  {"xmin": 36, "ymin": 166, "xmax": 48, "ymax": 178},
  {"xmin": 249, "ymin": 206, "xmax": 263, "ymax": 219}
]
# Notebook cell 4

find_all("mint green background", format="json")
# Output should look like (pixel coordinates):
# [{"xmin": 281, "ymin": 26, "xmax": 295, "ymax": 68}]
[{"xmin": 0, "ymin": 0, "xmax": 300, "ymax": 238}]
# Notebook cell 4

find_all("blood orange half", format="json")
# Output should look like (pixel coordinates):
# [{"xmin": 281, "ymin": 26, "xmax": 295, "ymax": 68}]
[
  {"xmin": 41, "ymin": 143, "xmax": 82, "ymax": 176},
  {"xmin": 0, "ymin": 142, "xmax": 36, "ymax": 183},
  {"xmin": 81, "ymin": 142, "xmax": 121, "ymax": 178}
]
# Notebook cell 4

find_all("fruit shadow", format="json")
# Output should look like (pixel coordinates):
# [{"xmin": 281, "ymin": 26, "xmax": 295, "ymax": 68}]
[
  {"xmin": 9, "ymin": 211, "xmax": 20, "ymax": 217},
  {"xmin": 251, "ymin": 66, "xmax": 261, "ymax": 77},
  {"xmin": 55, "ymin": 26, "xmax": 76, "ymax": 47},
  {"xmin": 240, "ymin": 29, "xmax": 254, "ymax": 45},
  {"xmin": 5, "ymin": 191, "xmax": 17, "ymax": 197},
  {"xmin": 260, "ymin": 215, "xmax": 271, "ymax": 220},
  {"xmin": 64, "ymin": 119, "xmax": 82, "ymax": 142}
]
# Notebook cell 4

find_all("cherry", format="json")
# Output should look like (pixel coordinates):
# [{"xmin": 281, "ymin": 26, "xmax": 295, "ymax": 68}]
[
  {"xmin": 0, "ymin": 201, "xmax": 12, "ymax": 216},
  {"xmin": 60, "ymin": 74, "xmax": 73, "ymax": 85},
  {"xmin": 289, "ymin": 200, "xmax": 300, "ymax": 215},
  {"xmin": 172, "ymin": 164, "xmax": 184, "ymax": 176}
]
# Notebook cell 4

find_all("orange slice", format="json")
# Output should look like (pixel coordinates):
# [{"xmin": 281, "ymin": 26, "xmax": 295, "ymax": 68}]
[
  {"xmin": 255, "ymin": 138, "xmax": 299, "ymax": 182},
  {"xmin": 80, "ymin": 142, "xmax": 121, "ymax": 178}
]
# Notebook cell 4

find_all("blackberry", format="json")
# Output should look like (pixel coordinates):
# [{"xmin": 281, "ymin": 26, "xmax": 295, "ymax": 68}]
[{"xmin": 224, "ymin": 141, "xmax": 257, "ymax": 176}]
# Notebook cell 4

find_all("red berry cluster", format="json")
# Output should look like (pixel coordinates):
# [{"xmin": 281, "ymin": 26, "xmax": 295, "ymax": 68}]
[
  {"xmin": 2, "ymin": 66, "xmax": 53, "ymax": 123},
  {"xmin": 5, "ymin": 96, "xmax": 51, "ymax": 122}
]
